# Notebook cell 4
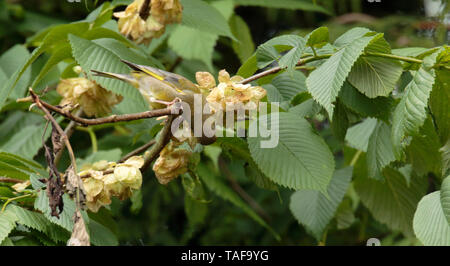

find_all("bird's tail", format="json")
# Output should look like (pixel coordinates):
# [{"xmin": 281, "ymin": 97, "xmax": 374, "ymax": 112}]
[
  {"xmin": 120, "ymin": 59, "xmax": 165, "ymax": 81},
  {"xmin": 91, "ymin": 70, "xmax": 138, "ymax": 87}
]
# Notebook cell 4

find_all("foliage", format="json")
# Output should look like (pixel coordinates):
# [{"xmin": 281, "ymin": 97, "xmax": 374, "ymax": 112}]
[{"xmin": 0, "ymin": 0, "xmax": 449, "ymax": 246}]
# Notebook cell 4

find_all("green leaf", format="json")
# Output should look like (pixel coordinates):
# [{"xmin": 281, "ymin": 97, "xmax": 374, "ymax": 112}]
[
  {"xmin": 167, "ymin": 25, "xmax": 218, "ymax": 70},
  {"xmin": 270, "ymin": 70, "xmax": 307, "ymax": 101},
  {"xmin": 7, "ymin": 205, "xmax": 68, "ymax": 243},
  {"xmin": 392, "ymin": 47, "xmax": 429, "ymax": 57},
  {"xmin": 0, "ymin": 207, "xmax": 18, "ymax": 243},
  {"xmin": 233, "ymin": 0, "xmax": 332, "ymax": 14},
  {"xmin": 366, "ymin": 121, "xmax": 396, "ymax": 179},
  {"xmin": 8, "ymin": 205, "xmax": 49, "ymax": 234},
  {"xmin": 0, "ymin": 111, "xmax": 42, "ymax": 147},
  {"xmin": 34, "ymin": 190, "xmax": 76, "ymax": 232},
  {"xmin": 92, "ymin": 38, "xmax": 162, "ymax": 68},
  {"xmin": 330, "ymin": 100, "xmax": 349, "ymax": 141},
  {"xmin": 441, "ymin": 176, "xmax": 450, "ymax": 225},
  {"xmin": 229, "ymin": 15, "xmax": 254, "ymax": 63},
  {"xmin": 1, "ymin": 122, "xmax": 50, "ymax": 160},
  {"xmin": 210, "ymin": 0, "xmax": 234, "ymax": 20},
  {"xmin": 88, "ymin": 219, "xmax": 118, "ymax": 246},
  {"xmin": 0, "ymin": 45, "xmax": 31, "ymax": 99},
  {"xmin": 333, "ymin": 27, "xmax": 371, "ymax": 47},
  {"xmin": 0, "ymin": 152, "xmax": 46, "ymax": 180},
  {"xmin": 30, "ymin": 44, "xmax": 71, "ymax": 88},
  {"xmin": 237, "ymin": 53, "xmax": 257, "ymax": 78},
  {"xmin": 413, "ymin": 191, "xmax": 450, "ymax": 245},
  {"xmin": 406, "ymin": 118, "xmax": 443, "ymax": 177},
  {"xmin": 345, "ymin": 118, "xmax": 378, "ymax": 152},
  {"xmin": 429, "ymin": 70, "xmax": 450, "ymax": 142},
  {"xmin": 347, "ymin": 34, "xmax": 403, "ymax": 98},
  {"xmin": 217, "ymin": 138, "xmax": 278, "ymax": 191},
  {"xmin": 184, "ymin": 195, "xmax": 208, "ymax": 227},
  {"xmin": 335, "ymin": 198, "xmax": 356, "ymax": 230},
  {"xmin": 0, "ymin": 22, "xmax": 90, "ymax": 110},
  {"xmin": 197, "ymin": 162, "xmax": 280, "ymax": 240},
  {"xmin": 248, "ymin": 112, "xmax": 335, "ymax": 192},
  {"xmin": 256, "ymin": 35, "xmax": 305, "ymax": 69},
  {"xmin": 180, "ymin": 0, "xmax": 234, "ymax": 38},
  {"xmin": 339, "ymin": 81, "xmax": 392, "ymax": 120},
  {"xmin": 290, "ymin": 167, "xmax": 352, "ymax": 240},
  {"xmin": 68, "ymin": 34, "xmax": 148, "ymax": 113},
  {"xmin": 391, "ymin": 51, "xmax": 440, "ymax": 158},
  {"xmin": 354, "ymin": 168, "xmax": 427, "ymax": 236},
  {"xmin": 0, "ymin": 237, "xmax": 14, "ymax": 246},
  {"xmin": 305, "ymin": 26, "xmax": 329, "ymax": 49},
  {"xmin": 30, "ymin": 173, "xmax": 45, "ymax": 190},
  {"xmin": 307, "ymin": 34, "xmax": 377, "ymax": 118},
  {"xmin": 441, "ymin": 140, "xmax": 450, "ymax": 177}
]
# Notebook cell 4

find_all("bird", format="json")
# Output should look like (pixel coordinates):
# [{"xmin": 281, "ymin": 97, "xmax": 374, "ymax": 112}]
[{"xmin": 91, "ymin": 59, "xmax": 216, "ymax": 145}]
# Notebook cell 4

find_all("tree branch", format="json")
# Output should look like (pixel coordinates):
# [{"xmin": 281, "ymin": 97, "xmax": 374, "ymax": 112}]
[
  {"xmin": 142, "ymin": 115, "xmax": 175, "ymax": 171},
  {"xmin": 240, "ymin": 51, "xmax": 449, "ymax": 85},
  {"xmin": 118, "ymin": 139, "xmax": 156, "ymax": 163},
  {"xmin": 0, "ymin": 177, "xmax": 24, "ymax": 184},
  {"xmin": 32, "ymin": 99, "xmax": 175, "ymax": 126},
  {"xmin": 139, "ymin": 0, "xmax": 151, "ymax": 20},
  {"xmin": 30, "ymin": 89, "xmax": 78, "ymax": 171},
  {"xmin": 240, "ymin": 54, "xmax": 331, "ymax": 84},
  {"xmin": 54, "ymin": 109, "xmax": 84, "ymax": 167}
]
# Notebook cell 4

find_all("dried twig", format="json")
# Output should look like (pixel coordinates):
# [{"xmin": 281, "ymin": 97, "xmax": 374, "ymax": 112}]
[
  {"xmin": 30, "ymin": 89, "xmax": 78, "ymax": 170},
  {"xmin": 142, "ymin": 115, "xmax": 175, "ymax": 171},
  {"xmin": 54, "ymin": 109, "xmax": 84, "ymax": 166},
  {"xmin": 240, "ymin": 54, "xmax": 331, "ymax": 84},
  {"xmin": 118, "ymin": 139, "xmax": 156, "ymax": 163},
  {"xmin": 0, "ymin": 177, "xmax": 24, "ymax": 184},
  {"xmin": 139, "ymin": 0, "xmax": 151, "ymax": 20},
  {"xmin": 34, "ymin": 99, "xmax": 175, "ymax": 126}
]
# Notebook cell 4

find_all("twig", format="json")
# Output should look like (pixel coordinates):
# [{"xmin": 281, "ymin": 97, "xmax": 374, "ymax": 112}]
[
  {"xmin": 240, "ymin": 54, "xmax": 331, "ymax": 84},
  {"xmin": 33, "ymin": 99, "xmax": 174, "ymax": 126},
  {"xmin": 0, "ymin": 177, "xmax": 24, "ymax": 184},
  {"xmin": 1, "ymin": 193, "xmax": 35, "ymax": 213},
  {"xmin": 54, "ymin": 109, "xmax": 84, "ymax": 166},
  {"xmin": 118, "ymin": 139, "xmax": 156, "ymax": 163},
  {"xmin": 240, "ymin": 50, "xmax": 449, "ymax": 85},
  {"xmin": 218, "ymin": 157, "xmax": 271, "ymax": 223},
  {"xmin": 30, "ymin": 89, "xmax": 78, "ymax": 171},
  {"xmin": 142, "ymin": 115, "xmax": 175, "ymax": 171},
  {"xmin": 139, "ymin": 0, "xmax": 151, "ymax": 20}
]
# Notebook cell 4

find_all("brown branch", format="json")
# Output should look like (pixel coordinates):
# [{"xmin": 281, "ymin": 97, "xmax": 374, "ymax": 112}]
[
  {"xmin": 79, "ymin": 116, "xmax": 175, "ymax": 179},
  {"xmin": 139, "ymin": 0, "xmax": 151, "ymax": 20},
  {"xmin": 0, "ymin": 177, "xmax": 24, "ymax": 184},
  {"xmin": 30, "ymin": 89, "xmax": 78, "ymax": 171},
  {"xmin": 35, "ymin": 100, "xmax": 175, "ymax": 126},
  {"xmin": 142, "ymin": 115, "xmax": 175, "ymax": 171},
  {"xmin": 54, "ymin": 109, "xmax": 84, "ymax": 167},
  {"xmin": 118, "ymin": 139, "xmax": 156, "ymax": 163},
  {"xmin": 240, "ymin": 54, "xmax": 332, "ymax": 85},
  {"xmin": 218, "ymin": 157, "xmax": 271, "ymax": 223}
]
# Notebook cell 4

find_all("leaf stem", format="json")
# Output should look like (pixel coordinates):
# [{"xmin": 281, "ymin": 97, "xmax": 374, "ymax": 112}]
[
  {"xmin": 350, "ymin": 150, "xmax": 362, "ymax": 167},
  {"xmin": 88, "ymin": 128, "xmax": 98, "ymax": 153},
  {"xmin": 240, "ymin": 49, "xmax": 448, "ymax": 84},
  {"xmin": 363, "ymin": 51, "xmax": 423, "ymax": 64},
  {"xmin": 1, "ymin": 193, "xmax": 35, "ymax": 213}
]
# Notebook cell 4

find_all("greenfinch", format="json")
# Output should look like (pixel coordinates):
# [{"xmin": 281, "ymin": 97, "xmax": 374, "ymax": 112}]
[{"xmin": 91, "ymin": 60, "xmax": 216, "ymax": 145}]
